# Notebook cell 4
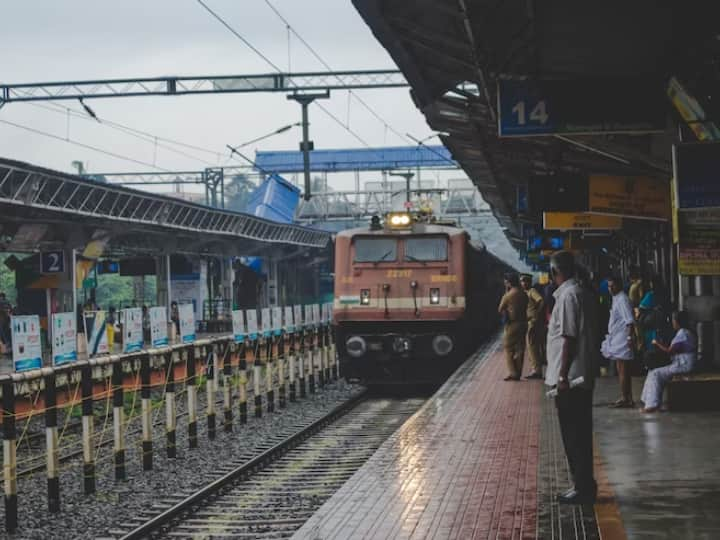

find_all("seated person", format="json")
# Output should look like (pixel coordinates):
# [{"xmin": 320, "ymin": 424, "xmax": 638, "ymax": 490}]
[{"xmin": 640, "ymin": 311, "xmax": 697, "ymax": 413}]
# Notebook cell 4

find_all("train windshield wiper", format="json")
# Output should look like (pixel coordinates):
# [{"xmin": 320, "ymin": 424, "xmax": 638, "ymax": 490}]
[{"xmin": 374, "ymin": 250, "xmax": 394, "ymax": 264}]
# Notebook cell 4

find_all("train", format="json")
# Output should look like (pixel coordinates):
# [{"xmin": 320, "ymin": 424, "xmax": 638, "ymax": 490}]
[{"xmin": 333, "ymin": 211, "xmax": 513, "ymax": 383}]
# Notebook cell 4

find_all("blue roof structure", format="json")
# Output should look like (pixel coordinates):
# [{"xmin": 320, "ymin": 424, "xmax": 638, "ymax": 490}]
[{"xmin": 254, "ymin": 145, "xmax": 456, "ymax": 173}]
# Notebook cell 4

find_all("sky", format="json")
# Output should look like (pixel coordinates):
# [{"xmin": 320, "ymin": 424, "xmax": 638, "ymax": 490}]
[{"xmin": 0, "ymin": 0, "xmax": 526, "ymax": 268}]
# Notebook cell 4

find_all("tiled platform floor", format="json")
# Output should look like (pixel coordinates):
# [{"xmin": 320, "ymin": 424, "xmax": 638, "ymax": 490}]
[{"xmin": 294, "ymin": 337, "xmax": 601, "ymax": 539}]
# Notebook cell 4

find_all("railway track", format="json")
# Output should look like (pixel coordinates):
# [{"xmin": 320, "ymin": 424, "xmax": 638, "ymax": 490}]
[{"xmin": 114, "ymin": 392, "xmax": 425, "ymax": 539}]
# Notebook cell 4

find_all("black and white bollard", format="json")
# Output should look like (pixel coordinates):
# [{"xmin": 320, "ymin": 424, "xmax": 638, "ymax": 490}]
[
  {"xmin": 309, "ymin": 329, "xmax": 317, "ymax": 394},
  {"xmin": 298, "ymin": 331, "xmax": 307, "ymax": 398},
  {"xmin": 165, "ymin": 353, "xmax": 177, "ymax": 458},
  {"xmin": 112, "ymin": 361, "xmax": 126, "ymax": 480},
  {"xmin": 80, "ymin": 365, "xmax": 95, "ymax": 495},
  {"xmin": 288, "ymin": 333, "xmax": 297, "ymax": 402},
  {"xmin": 223, "ymin": 343, "xmax": 233, "ymax": 432},
  {"xmin": 44, "ymin": 372, "xmax": 60, "ymax": 512},
  {"xmin": 278, "ymin": 335, "xmax": 286, "ymax": 408},
  {"xmin": 253, "ymin": 340, "xmax": 262, "ymax": 418},
  {"xmin": 2, "ymin": 380, "xmax": 17, "ymax": 533},
  {"xmin": 186, "ymin": 347, "xmax": 198, "ymax": 449},
  {"xmin": 140, "ymin": 354, "xmax": 152, "ymax": 470},
  {"xmin": 206, "ymin": 347, "xmax": 216, "ymax": 439},
  {"xmin": 266, "ymin": 338, "xmax": 274, "ymax": 413},
  {"xmin": 238, "ymin": 342, "xmax": 248, "ymax": 424}
]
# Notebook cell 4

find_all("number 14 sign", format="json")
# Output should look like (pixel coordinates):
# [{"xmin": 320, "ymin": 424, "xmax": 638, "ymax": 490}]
[{"xmin": 498, "ymin": 80, "xmax": 552, "ymax": 137}]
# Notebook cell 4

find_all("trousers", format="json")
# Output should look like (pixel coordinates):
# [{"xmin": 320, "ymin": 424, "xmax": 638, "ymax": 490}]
[
  {"xmin": 504, "ymin": 321, "xmax": 527, "ymax": 377},
  {"xmin": 526, "ymin": 321, "xmax": 545, "ymax": 372},
  {"xmin": 555, "ymin": 387, "xmax": 597, "ymax": 495}
]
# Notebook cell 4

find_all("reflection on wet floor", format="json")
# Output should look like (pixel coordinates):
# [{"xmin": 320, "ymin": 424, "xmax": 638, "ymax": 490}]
[{"xmin": 593, "ymin": 376, "xmax": 720, "ymax": 539}]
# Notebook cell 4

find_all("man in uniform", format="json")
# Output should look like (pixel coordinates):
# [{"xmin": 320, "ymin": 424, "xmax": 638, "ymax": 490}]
[
  {"xmin": 521, "ymin": 274, "xmax": 545, "ymax": 379},
  {"xmin": 498, "ymin": 273, "xmax": 528, "ymax": 380}
]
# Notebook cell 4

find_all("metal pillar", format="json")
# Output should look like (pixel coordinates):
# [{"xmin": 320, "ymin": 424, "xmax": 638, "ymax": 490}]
[{"xmin": 288, "ymin": 91, "xmax": 330, "ymax": 201}]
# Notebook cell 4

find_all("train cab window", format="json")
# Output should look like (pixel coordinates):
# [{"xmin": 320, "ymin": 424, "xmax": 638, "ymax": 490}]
[
  {"xmin": 404, "ymin": 237, "xmax": 448, "ymax": 262},
  {"xmin": 353, "ymin": 237, "xmax": 398, "ymax": 262}
]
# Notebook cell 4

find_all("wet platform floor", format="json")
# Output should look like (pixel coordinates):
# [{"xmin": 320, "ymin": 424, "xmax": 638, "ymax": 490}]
[{"xmin": 294, "ymin": 336, "xmax": 720, "ymax": 539}]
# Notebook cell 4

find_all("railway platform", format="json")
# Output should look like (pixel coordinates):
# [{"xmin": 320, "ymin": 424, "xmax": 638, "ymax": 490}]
[{"xmin": 295, "ymin": 336, "xmax": 720, "ymax": 539}]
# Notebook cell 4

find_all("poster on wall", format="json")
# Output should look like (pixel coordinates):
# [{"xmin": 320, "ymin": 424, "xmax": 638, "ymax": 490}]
[
  {"xmin": 149, "ymin": 307, "xmax": 168, "ymax": 347},
  {"xmin": 678, "ymin": 207, "xmax": 720, "ymax": 275},
  {"xmin": 85, "ymin": 311, "xmax": 109, "ymax": 357},
  {"xmin": 51, "ymin": 312, "xmax": 77, "ymax": 366},
  {"xmin": 245, "ymin": 309, "xmax": 258, "ymax": 340},
  {"xmin": 232, "ymin": 310, "xmax": 246, "ymax": 343},
  {"xmin": 293, "ymin": 305, "xmax": 303, "ymax": 330},
  {"xmin": 284, "ymin": 306, "xmax": 295, "ymax": 333},
  {"xmin": 261, "ymin": 307, "xmax": 271, "ymax": 337},
  {"xmin": 178, "ymin": 303, "xmax": 195, "ymax": 344},
  {"xmin": 122, "ymin": 307, "xmax": 144, "ymax": 353},
  {"xmin": 11, "ymin": 315, "xmax": 43, "ymax": 372},
  {"xmin": 272, "ymin": 307, "xmax": 283, "ymax": 336}
]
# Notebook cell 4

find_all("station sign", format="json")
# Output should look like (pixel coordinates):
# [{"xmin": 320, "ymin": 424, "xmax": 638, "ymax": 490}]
[
  {"xmin": 51, "ymin": 312, "xmax": 77, "ymax": 366},
  {"xmin": 149, "ymin": 307, "xmax": 168, "ymax": 347},
  {"xmin": 178, "ymin": 303, "xmax": 195, "ymax": 344},
  {"xmin": 84, "ymin": 310, "xmax": 109, "ymax": 357},
  {"xmin": 543, "ymin": 212, "xmax": 622, "ymax": 230},
  {"xmin": 231, "ymin": 310, "xmax": 245, "ymax": 343},
  {"xmin": 673, "ymin": 142, "xmax": 720, "ymax": 209},
  {"xmin": 588, "ymin": 175, "xmax": 670, "ymax": 220},
  {"xmin": 498, "ymin": 79, "xmax": 666, "ymax": 137},
  {"xmin": 122, "ymin": 307, "xmax": 144, "ymax": 353},
  {"xmin": 40, "ymin": 251, "xmax": 65, "ymax": 274},
  {"xmin": 11, "ymin": 315, "xmax": 42, "ymax": 372},
  {"xmin": 678, "ymin": 208, "xmax": 720, "ymax": 275}
]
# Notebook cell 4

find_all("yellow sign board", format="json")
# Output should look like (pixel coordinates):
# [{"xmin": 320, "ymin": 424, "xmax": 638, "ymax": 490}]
[
  {"xmin": 543, "ymin": 212, "xmax": 622, "ymax": 230},
  {"xmin": 678, "ymin": 208, "xmax": 720, "ymax": 275},
  {"xmin": 588, "ymin": 175, "xmax": 670, "ymax": 220}
]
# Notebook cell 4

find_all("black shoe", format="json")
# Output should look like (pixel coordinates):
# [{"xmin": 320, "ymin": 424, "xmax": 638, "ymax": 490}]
[
  {"xmin": 524, "ymin": 372, "xmax": 543, "ymax": 380},
  {"xmin": 503, "ymin": 375, "xmax": 520, "ymax": 381},
  {"xmin": 557, "ymin": 489, "xmax": 596, "ymax": 505}
]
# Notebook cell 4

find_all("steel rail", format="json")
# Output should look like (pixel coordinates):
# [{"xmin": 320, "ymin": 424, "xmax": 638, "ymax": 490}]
[{"xmin": 119, "ymin": 389, "xmax": 369, "ymax": 540}]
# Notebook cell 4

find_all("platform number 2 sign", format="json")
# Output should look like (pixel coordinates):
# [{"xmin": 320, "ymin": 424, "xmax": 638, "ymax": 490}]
[
  {"xmin": 40, "ymin": 251, "xmax": 65, "ymax": 274},
  {"xmin": 511, "ymin": 100, "xmax": 549, "ymax": 126}
]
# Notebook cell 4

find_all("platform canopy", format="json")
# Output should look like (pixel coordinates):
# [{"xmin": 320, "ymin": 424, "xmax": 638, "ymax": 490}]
[
  {"xmin": 254, "ymin": 145, "xmax": 456, "ymax": 174},
  {"xmin": 352, "ymin": 0, "xmax": 718, "ymax": 246},
  {"xmin": 0, "ymin": 157, "xmax": 329, "ymax": 257}
]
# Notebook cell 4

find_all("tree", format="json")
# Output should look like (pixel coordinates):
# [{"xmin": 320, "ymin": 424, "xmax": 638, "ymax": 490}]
[
  {"xmin": 0, "ymin": 255, "xmax": 17, "ymax": 305},
  {"xmin": 225, "ymin": 174, "xmax": 256, "ymax": 212}
]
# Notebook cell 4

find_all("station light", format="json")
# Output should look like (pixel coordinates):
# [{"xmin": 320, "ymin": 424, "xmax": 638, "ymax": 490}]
[
  {"xmin": 430, "ymin": 288, "xmax": 440, "ymax": 305},
  {"xmin": 387, "ymin": 212, "xmax": 412, "ymax": 228},
  {"xmin": 360, "ymin": 289, "xmax": 371, "ymax": 305}
]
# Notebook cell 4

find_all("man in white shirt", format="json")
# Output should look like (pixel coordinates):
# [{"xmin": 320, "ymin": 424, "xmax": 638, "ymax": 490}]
[
  {"xmin": 601, "ymin": 276, "xmax": 636, "ymax": 407},
  {"xmin": 545, "ymin": 251, "xmax": 597, "ymax": 505}
]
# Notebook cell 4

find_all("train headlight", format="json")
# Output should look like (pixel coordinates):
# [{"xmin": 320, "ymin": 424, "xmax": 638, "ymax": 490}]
[
  {"xmin": 360, "ymin": 289, "xmax": 371, "ymax": 305},
  {"xmin": 346, "ymin": 336, "xmax": 367, "ymax": 358},
  {"xmin": 387, "ymin": 212, "xmax": 412, "ymax": 228},
  {"xmin": 432, "ymin": 335, "xmax": 454, "ymax": 356},
  {"xmin": 430, "ymin": 288, "xmax": 440, "ymax": 304}
]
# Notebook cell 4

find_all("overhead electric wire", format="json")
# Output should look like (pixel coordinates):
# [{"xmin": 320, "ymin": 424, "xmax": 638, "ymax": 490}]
[
  {"xmin": 0, "ymin": 118, "xmax": 173, "ymax": 171},
  {"xmin": 195, "ymin": 0, "xmax": 370, "ymax": 147},
  {"xmin": 263, "ymin": 0, "xmax": 411, "ymax": 145},
  {"xmin": 23, "ymin": 101, "xmax": 224, "ymax": 166}
]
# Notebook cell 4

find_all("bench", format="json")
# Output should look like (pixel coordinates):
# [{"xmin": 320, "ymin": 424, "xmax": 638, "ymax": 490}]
[{"xmin": 667, "ymin": 372, "xmax": 720, "ymax": 411}]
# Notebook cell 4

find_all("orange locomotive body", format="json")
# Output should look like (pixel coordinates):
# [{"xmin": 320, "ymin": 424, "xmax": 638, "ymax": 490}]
[{"xmin": 333, "ymin": 216, "xmax": 509, "ymax": 382}]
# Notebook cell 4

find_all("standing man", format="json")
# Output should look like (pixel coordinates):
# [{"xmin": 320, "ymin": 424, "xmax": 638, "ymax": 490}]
[
  {"xmin": 601, "ymin": 276, "xmax": 636, "ymax": 407},
  {"xmin": 498, "ymin": 273, "xmax": 528, "ymax": 381},
  {"xmin": 545, "ymin": 251, "xmax": 597, "ymax": 505},
  {"xmin": 521, "ymin": 274, "xmax": 545, "ymax": 379}
]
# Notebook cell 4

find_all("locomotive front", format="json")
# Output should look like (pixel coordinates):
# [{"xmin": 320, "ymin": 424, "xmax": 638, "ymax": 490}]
[{"xmin": 333, "ymin": 213, "xmax": 469, "ymax": 382}]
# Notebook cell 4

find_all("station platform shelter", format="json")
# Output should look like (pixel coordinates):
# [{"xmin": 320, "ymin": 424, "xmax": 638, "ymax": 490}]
[{"xmin": 295, "ymin": 336, "xmax": 720, "ymax": 540}]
